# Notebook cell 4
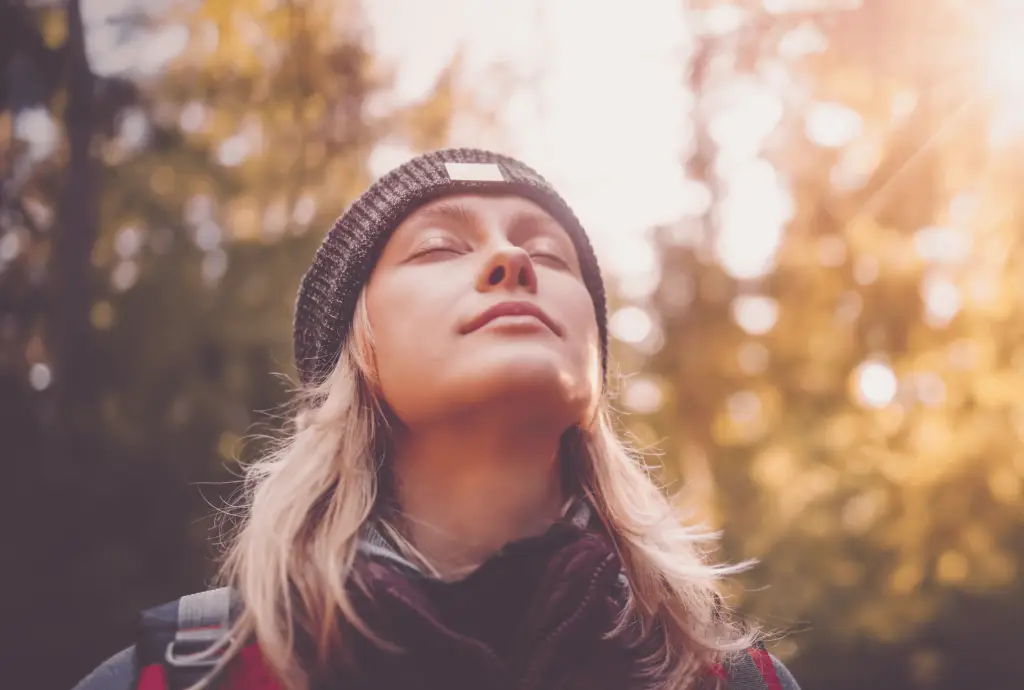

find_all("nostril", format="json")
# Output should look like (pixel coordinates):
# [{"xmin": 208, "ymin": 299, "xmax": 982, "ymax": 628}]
[
  {"xmin": 518, "ymin": 269, "xmax": 529, "ymax": 287},
  {"xmin": 489, "ymin": 265, "xmax": 506, "ymax": 285}
]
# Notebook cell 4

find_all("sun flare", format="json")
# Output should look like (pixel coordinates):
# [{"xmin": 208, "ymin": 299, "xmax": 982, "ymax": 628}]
[
  {"xmin": 983, "ymin": 19, "xmax": 1024, "ymax": 104},
  {"xmin": 980, "ymin": 7, "xmax": 1024, "ymax": 142}
]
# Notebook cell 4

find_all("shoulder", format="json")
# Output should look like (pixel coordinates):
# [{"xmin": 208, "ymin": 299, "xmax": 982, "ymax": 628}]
[
  {"xmin": 71, "ymin": 646, "xmax": 137, "ymax": 690},
  {"xmin": 720, "ymin": 647, "xmax": 801, "ymax": 690}
]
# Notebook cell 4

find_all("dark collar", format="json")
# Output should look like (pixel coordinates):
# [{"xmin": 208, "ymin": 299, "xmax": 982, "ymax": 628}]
[
  {"xmin": 357, "ymin": 496, "xmax": 595, "ymax": 576},
  {"xmin": 338, "ymin": 497, "xmax": 633, "ymax": 689}
]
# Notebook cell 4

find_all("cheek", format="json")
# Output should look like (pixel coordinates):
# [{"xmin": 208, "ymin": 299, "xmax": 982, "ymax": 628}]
[
  {"xmin": 365, "ymin": 279, "xmax": 405, "ymax": 380},
  {"xmin": 557, "ymin": 285, "xmax": 603, "ymax": 384},
  {"xmin": 565, "ymin": 289, "xmax": 601, "ymax": 351},
  {"xmin": 365, "ymin": 273, "xmax": 452, "ymax": 389}
]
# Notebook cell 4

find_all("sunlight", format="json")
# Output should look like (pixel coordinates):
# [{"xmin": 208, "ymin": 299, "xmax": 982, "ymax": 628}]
[
  {"xmin": 983, "ymin": 11, "xmax": 1024, "ymax": 141},
  {"xmin": 731, "ymin": 295, "xmax": 780, "ymax": 335},
  {"xmin": 707, "ymin": 80, "xmax": 784, "ymax": 156},
  {"xmin": 623, "ymin": 377, "xmax": 664, "ymax": 414},
  {"xmin": 690, "ymin": 4, "xmax": 746, "ymax": 37},
  {"xmin": 913, "ymin": 226, "xmax": 972, "ymax": 265},
  {"xmin": 13, "ymin": 107, "xmax": 59, "ymax": 162},
  {"xmin": 611, "ymin": 238, "xmax": 661, "ymax": 301},
  {"xmin": 984, "ymin": 18, "xmax": 1024, "ymax": 102},
  {"xmin": 28, "ymin": 363, "xmax": 52, "ymax": 391},
  {"xmin": 806, "ymin": 102, "xmax": 862, "ymax": 149},
  {"xmin": 912, "ymin": 371, "xmax": 947, "ymax": 407},
  {"xmin": 366, "ymin": 0, "xmax": 691, "ymax": 268},
  {"xmin": 851, "ymin": 360, "xmax": 898, "ymax": 409},
  {"xmin": 111, "ymin": 260, "xmax": 140, "ymax": 292},
  {"xmin": 114, "ymin": 226, "xmax": 144, "ymax": 259},
  {"xmin": 920, "ymin": 275, "xmax": 962, "ymax": 328},
  {"xmin": 609, "ymin": 306, "xmax": 654, "ymax": 345},
  {"xmin": 216, "ymin": 135, "xmax": 249, "ymax": 167},
  {"xmin": 727, "ymin": 390, "xmax": 762, "ymax": 427},
  {"xmin": 179, "ymin": 102, "xmax": 207, "ymax": 133},
  {"xmin": 369, "ymin": 143, "xmax": 417, "ymax": 180},
  {"xmin": 765, "ymin": 0, "xmax": 863, "ymax": 13},
  {"xmin": 715, "ymin": 159, "xmax": 792, "ymax": 280},
  {"xmin": 0, "ymin": 232, "xmax": 22, "ymax": 262},
  {"xmin": 778, "ymin": 20, "xmax": 829, "ymax": 58}
]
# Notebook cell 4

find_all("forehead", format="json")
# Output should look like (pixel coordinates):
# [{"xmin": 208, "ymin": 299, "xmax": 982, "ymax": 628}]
[{"xmin": 400, "ymin": 193, "xmax": 562, "ymax": 230}]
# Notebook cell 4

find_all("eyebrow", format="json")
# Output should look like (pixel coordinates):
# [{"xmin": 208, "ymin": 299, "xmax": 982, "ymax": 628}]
[{"xmin": 409, "ymin": 201, "xmax": 480, "ymax": 230}]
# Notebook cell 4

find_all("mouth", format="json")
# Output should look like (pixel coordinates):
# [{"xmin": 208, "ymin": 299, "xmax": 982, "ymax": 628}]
[{"xmin": 461, "ymin": 301, "xmax": 563, "ymax": 336}]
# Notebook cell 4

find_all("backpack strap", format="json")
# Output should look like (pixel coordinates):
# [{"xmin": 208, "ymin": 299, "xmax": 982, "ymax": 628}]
[
  {"xmin": 708, "ymin": 642, "xmax": 785, "ymax": 690},
  {"xmin": 744, "ymin": 642, "xmax": 784, "ymax": 690},
  {"xmin": 136, "ymin": 588, "xmax": 234, "ymax": 690}
]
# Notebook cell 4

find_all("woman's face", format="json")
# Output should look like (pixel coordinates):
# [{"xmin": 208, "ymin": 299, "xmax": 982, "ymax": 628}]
[{"xmin": 365, "ymin": 193, "xmax": 601, "ymax": 430}]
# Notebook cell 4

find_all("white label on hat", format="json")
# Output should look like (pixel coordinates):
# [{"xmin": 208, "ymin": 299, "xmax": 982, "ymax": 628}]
[{"xmin": 444, "ymin": 162, "xmax": 505, "ymax": 182}]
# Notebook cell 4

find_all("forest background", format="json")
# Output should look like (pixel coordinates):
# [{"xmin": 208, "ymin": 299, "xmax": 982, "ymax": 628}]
[{"xmin": 3, "ymin": 1, "xmax": 1023, "ymax": 688}]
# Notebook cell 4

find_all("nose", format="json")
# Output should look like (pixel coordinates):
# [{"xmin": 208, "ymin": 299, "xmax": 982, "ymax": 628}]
[{"xmin": 477, "ymin": 244, "xmax": 538, "ymax": 294}]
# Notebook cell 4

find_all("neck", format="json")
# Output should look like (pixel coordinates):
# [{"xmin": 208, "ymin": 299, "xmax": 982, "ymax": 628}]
[{"xmin": 390, "ymin": 415, "xmax": 569, "ymax": 580}]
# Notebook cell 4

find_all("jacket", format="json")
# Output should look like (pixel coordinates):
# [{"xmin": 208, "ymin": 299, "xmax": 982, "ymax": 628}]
[{"xmin": 72, "ymin": 501, "xmax": 800, "ymax": 690}]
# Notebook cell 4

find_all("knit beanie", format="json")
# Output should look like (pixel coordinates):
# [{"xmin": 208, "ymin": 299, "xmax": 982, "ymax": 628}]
[{"xmin": 293, "ymin": 147, "xmax": 608, "ymax": 387}]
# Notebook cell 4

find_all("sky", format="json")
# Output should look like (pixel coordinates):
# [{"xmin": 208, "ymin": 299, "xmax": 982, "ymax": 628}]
[{"xmin": 363, "ymin": 0, "xmax": 697, "ymax": 297}]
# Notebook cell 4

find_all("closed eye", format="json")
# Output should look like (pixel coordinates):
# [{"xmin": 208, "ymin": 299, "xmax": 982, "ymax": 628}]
[
  {"xmin": 408, "ymin": 238, "xmax": 464, "ymax": 261},
  {"xmin": 414, "ymin": 246, "xmax": 458, "ymax": 257},
  {"xmin": 530, "ymin": 252, "xmax": 571, "ymax": 269}
]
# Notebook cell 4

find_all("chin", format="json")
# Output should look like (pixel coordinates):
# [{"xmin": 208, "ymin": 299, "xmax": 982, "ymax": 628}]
[
  {"xmin": 449, "ymin": 354, "xmax": 592, "ymax": 419},
  {"xmin": 381, "ymin": 343, "xmax": 599, "ymax": 428}
]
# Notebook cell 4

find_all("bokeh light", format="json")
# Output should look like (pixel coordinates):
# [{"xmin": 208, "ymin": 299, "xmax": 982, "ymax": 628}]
[
  {"xmin": 623, "ymin": 377, "xmax": 664, "ymax": 414},
  {"xmin": 29, "ymin": 363, "xmax": 52, "ymax": 391},
  {"xmin": 806, "ymin": 102, "xmax": 863, "ymax": 148},
  {"xmin": 852, "ymin": 360, "xmax": 898, "ymax": 409},
  {"xmin": 10, "ymin": 2, "xmax": 1024, "ymax": 688},
  {"xmin": 609, "ymin": 306, "xmax": 654, "ymax": 345},
  {"xmin": 732, "ymin": 296, "xmax": 780, "ymax": 335}
]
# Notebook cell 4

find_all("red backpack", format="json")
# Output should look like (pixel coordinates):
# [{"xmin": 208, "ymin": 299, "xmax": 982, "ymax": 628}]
[{"xmin": 137, "ymin": 588, "xmax": 785, "ymax": 690}]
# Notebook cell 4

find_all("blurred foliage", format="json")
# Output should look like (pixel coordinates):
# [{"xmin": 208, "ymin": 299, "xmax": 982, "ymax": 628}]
[
  {"xmin": 3, "ymin": 0, "xmax": 1024, "ymax": 689},
  {"xmin": 1, "ymin": 0, "xmax": 458, "ymax": 687},
  {"xmin": 612, "ymin": 1, "xmax": 1024, "ymax": 689}
]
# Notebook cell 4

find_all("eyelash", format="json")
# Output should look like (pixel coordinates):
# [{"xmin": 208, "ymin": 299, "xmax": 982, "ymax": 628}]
[
  {"xmin": 410, "ymin": 243, "xmax": 460, "ymax": 259},
  {"xmin": 530, "ymin": 252, "xmax": 570, "ymax": 268},
  {"xmin": 410, "ymin": 245, "xmax": 569, "ymax": 269}
]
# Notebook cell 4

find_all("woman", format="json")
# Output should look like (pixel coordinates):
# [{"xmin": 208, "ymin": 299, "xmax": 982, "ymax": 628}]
[{"xmin": 74, "ymin": 149, "xmax": 800, "ymax": 690}]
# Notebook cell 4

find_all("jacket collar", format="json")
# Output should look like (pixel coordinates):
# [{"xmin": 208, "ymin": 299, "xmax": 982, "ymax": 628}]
[{"xmin": 357, "ymin": 497, "xmax": 594, "ymax": 575}]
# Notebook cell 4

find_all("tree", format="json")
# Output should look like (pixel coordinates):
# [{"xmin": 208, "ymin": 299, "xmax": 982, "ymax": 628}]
[
  {"xmin": 622, "ymin": 1, "xmax": 1024, "ymax": 687},
  {"xmin": 1, "ymin": 1, "xmax": 463, "ymax": 687}
]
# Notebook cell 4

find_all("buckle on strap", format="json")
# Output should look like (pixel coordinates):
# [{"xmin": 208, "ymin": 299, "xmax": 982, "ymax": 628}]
[{"xmin": 165, "ymin": 626, "xmax": 228, "ymax": 668}]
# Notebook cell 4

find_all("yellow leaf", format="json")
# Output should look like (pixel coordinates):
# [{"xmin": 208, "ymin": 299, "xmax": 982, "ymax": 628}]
[{"xmin": 41, "ymin": 8, "xmax": 67, "ymax": 49}]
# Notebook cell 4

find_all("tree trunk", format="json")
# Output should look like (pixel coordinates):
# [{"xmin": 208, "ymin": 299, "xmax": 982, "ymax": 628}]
[{"xmin": 52, "ymin": 0, "xmax": 99, "ymax": 422}]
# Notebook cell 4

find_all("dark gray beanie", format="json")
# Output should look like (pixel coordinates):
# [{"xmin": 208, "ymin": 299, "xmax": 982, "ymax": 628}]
[{"xmin": 293, "ymin": 147, "xmax": 608, "ymax": 387}]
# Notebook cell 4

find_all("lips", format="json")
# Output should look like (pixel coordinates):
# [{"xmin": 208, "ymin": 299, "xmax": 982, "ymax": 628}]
[{"xmin": 462, "ymin": 301, "xmax": 563, "ymax": 336}]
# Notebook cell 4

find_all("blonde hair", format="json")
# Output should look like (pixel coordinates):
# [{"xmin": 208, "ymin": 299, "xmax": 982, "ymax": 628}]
[{"xmin": 207, "ymin": 291, "xmax": 757, "ymax": 689}]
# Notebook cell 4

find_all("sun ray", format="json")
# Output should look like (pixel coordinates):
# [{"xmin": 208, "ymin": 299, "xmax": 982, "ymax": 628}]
[{"xmin": 849, "ymin": 94, "xmax": 979, "ymax": 226}]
